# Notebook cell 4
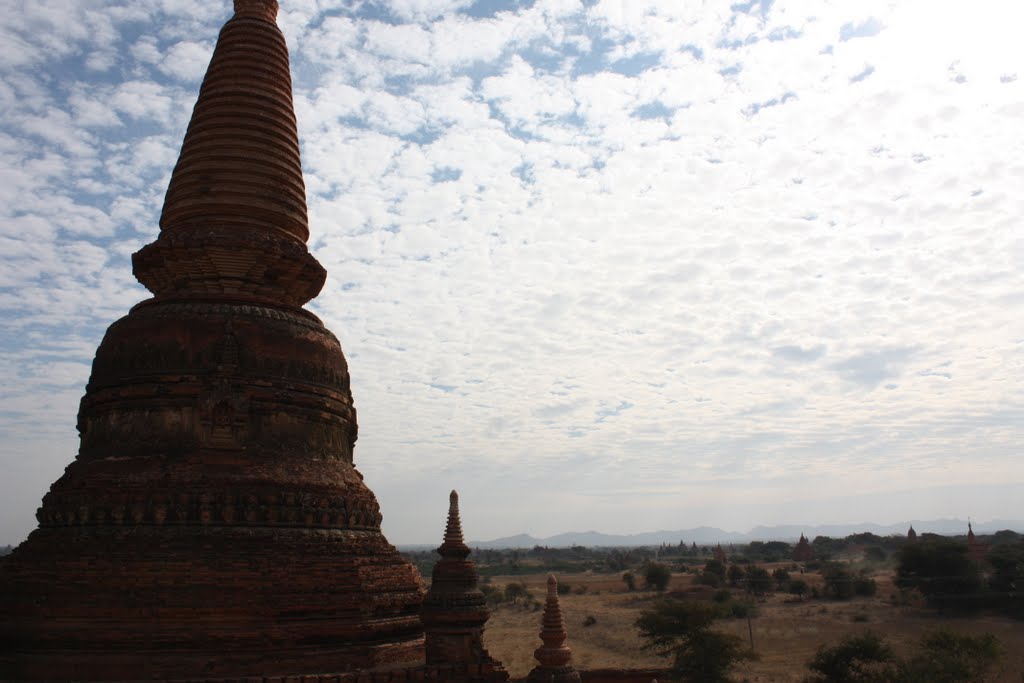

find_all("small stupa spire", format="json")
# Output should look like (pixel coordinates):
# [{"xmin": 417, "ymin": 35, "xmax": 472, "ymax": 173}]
[
  {"xmin": 526, "ymin": 575, "xmax": 580, "ymax": 683},
  {"xmin": 440, "ymin": 489, "xmax": 470, "ymax": 557},
  {"xmin": 421, "ymin": 491, "xmax": 504, "ymax": 672}
]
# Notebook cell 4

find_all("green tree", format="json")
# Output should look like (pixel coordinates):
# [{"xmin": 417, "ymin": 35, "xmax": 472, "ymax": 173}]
[
  {"xmin": 986, "ymin": 541, "xmax": 1024, "ymax": 592},
  {"xmin": 896, "ymin": 539, "xmax": 981, "ymax": 609},
  {"xmin": 898, "ymin": 630, "xmax": 1001, "ymax": 683},
  {"xmin": 636, "ymin": 600, "xmax": 756, "ymax": 683},
  {"xmin": 726, "ymin": 564, "xmax": 745, "ymax": 587},
  {"xmin": 822, "ymin": 563, "xmax": 855, "ymax": 599},
  {"xmin": 503, "ymin": 581, "xmax": 531, "ymax": 604},
  {"xmin": 805, "ymin": 632, "xmax": 898, "ymax": 683},
  {"xmin": 703, "ymin": 559, "xmax": 726, "ymax": 580},
  {"xmin": 745, "ymin": 566, "xmax": 772, "ymax": 598},
  {"xmin": 644, "ymin": 562, "xmax": 672, "ymax": 592},
  {"xmin": 623, "ymin": 571, "xmax": 637, "ymax": 592},
  {"xmin": 480, "ymin": 583, "xmax": 504, "ymax": 607},
  {"xmin": 864, "ymin": 546, "xmax": 887, "ymax": 563},
  {"xmin": 771, "ymin": 567, "xmax": 791, "ymax": 589},
  {"xmin": 807, "ymin": 630, "xmax": 1002, "ymax": 683},
  {"xmin": 787, "ymin": 579, "xmax": 809, "ymax": 600}
]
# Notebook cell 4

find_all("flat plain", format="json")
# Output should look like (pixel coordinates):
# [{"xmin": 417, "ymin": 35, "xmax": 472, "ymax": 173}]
[{"xmin": 482, "ymin": 569, "xmax": 1024, "ymax": 682}]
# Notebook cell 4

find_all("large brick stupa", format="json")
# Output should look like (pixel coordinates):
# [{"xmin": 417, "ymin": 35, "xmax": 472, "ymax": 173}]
[{"xmin": 0, "ymin": 0, "xmax": 425, "ymax": 678}]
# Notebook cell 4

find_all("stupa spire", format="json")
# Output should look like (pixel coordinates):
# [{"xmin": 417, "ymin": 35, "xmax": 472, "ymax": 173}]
[
  {"xmin": 441, "ymin": 489, "xmax": 470, "ymax": 557},
  {"xmin": 133, "ymin": 0, "xmax": 325, "ymax": 306},
  {"xmin": 526, "ymin": 575, "xmax": 580, "ymax": 683}
]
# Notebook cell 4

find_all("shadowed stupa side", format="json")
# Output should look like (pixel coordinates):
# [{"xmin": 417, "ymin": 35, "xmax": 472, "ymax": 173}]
[{"xmin": 0, "ymin": 1, "xmax": 425, "ymax": 679}]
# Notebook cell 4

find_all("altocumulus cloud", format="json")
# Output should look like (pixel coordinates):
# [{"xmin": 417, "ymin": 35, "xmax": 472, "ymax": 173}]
[{"xmin": 0, "ymin": 0, "xmax": 1022, "ymax": 545}]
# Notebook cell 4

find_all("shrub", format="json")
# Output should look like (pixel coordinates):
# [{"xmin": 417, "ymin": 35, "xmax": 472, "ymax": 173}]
[
  {"xmin": 504, "ymin": 582, "xmax": 532, "ymax": 604},
  {"xmin": 744, "ymin": 566, "xmax": 772, "ymax": 598},
  {"xmin": 805, "ymin": 632, "xmax": 897, "ymax": 682},
  {"xmin": 854, "ymin": 574, "xmax": 877, "ymax": 597},
  {"xmin": 772, "ymin": 567, "xmax": 791, "ymax": 589},
  {"xmin": 480, "ymin": 583, "xmax": 504, "ymax": 607},
  {"xmin": 644, "ymin": 562, "xmax": 672, "ymax": 592},
  {"xmin": 703, "ymin": 559, "xmax": 726, "ymax": 580},
  {"xmin": 726, "ymin": 564, "xmax": 745, "ymax": 587},
  {"xmin": 822, "ymin": 563, "xmax": 855, "ymax": 600},
  {"xmin": 899, "ymin": 630, "xmax": 1001, "ymax": 682},
  {"xmin": 787, "ymin": 579, "xmax": 809, "ymax": 599},
  {"xmin": 729, "ymin": 601, "xmax": 756, "ymax": 619},
  {"xmin": 696, "ymin": 571, "xmax": 723, "ymax": 588},
  {"xmin": 864, "ymin": 546, "xmax": 887, "ymax": 563}
]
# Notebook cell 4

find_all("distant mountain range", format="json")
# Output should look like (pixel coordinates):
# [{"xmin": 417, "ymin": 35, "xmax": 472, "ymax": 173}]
[{"xmin": 441, "ymin": 519, "xmax": 1024, "ymax": 549}]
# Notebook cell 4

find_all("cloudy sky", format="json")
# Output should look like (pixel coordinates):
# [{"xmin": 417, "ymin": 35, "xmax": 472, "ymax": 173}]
[{"xmin": 1, "ymin": 0, "xmax": 1022, "ymax": 546}]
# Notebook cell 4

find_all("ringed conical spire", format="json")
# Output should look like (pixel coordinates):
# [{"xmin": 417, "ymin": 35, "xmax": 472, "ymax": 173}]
[
  {"xmin": 133, "ymin": 0, "xmax": 325, "ymax": 306},
  {"xmin": 442, "ymin": 489, "xmax": 470, "ymax": 556}
]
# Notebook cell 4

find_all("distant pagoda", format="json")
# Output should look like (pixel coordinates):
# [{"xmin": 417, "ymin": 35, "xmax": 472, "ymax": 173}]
[
  {"xmin": 713, "ymin": 543, "xmax": 728, "ymax": 564},
  {"xmin": 792, "ymin": 533, "xmax": 813, "ymax": 562},
  {"xmin": 0, "ymin": 1, "xmax": 425, "ymax": 678}
]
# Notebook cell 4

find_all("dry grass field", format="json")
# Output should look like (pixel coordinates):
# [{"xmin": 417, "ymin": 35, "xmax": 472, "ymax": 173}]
[{"xmin": 482, "ymin": 569, "xmax": 1024, "ymax": 682}]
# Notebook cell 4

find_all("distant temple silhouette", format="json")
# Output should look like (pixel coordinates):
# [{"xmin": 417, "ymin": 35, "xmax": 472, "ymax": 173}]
[
  {"xmin": 713, "ymin": 543, "xmax": 728, "ymax": 564},
  {"xmin": 0, "ymin": 3, "xmax": 662, "ymax": 681},
  {"xmin": 792, "ymin": 533, "xmax": 813, "ymax": 562},
  {"xmin": 967, "ymin": 521, "xmax": 988, "ymax": 563}
]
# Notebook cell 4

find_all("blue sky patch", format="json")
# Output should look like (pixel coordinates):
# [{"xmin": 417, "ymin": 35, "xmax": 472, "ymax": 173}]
[{"xmin": 840, "ymin": 17, "xmax": 884, "ymax": 42}]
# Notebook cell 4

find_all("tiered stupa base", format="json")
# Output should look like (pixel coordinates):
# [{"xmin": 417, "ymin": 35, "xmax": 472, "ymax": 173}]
[{"xmin": 1, "ymin": 526, "xmax": 422, "ymax": 680}]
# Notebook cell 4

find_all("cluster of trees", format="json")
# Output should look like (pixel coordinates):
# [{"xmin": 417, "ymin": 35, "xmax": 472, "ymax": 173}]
[
  {"xmin": 636, "ymin": 599, "xmax": 1003, "ymax": 683},
  {"xmin": 896, "ymin": 537, "xmax": 1024, "ymax": 616},
  {"xmin": 479, "ymin": 581, "xmax": 537, "ymax": 609},
  {"xmin": 806, "ymin": 631, "xmax": 1001, "ymax": 683}
]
